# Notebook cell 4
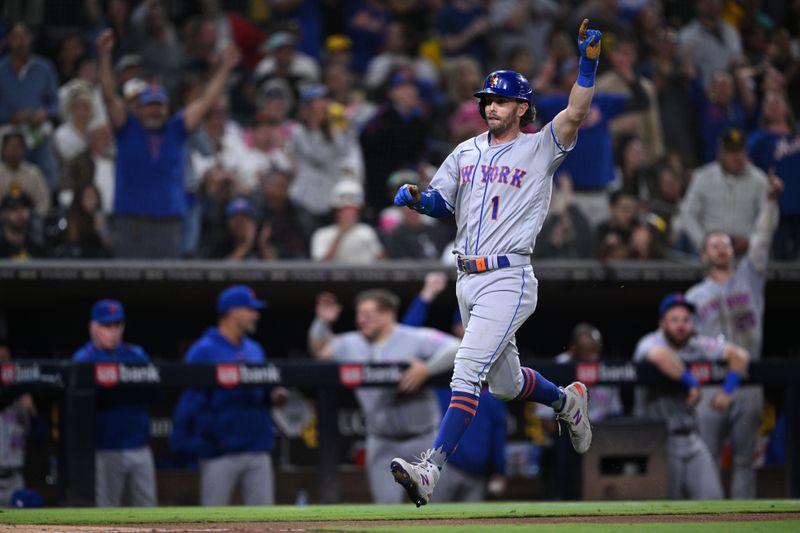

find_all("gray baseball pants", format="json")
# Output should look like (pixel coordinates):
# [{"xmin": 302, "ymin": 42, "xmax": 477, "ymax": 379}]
[
  {"xmin": 366, "ymin": 430, "xmax": 437, "ymax": 503},
  {"xmin": 199, "ymin": 452, "xmax": 274, "ymax": 506},
  {"xmin": 95, "ymin": 446, "xmax": 157, "ymax": 507}
]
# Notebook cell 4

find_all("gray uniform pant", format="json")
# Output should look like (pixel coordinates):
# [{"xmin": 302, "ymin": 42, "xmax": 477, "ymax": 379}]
[
  {"xmin": 0, "ymin": 471, "xmax": 24, "ymax": 507},
  {"xmin": 667, "ymin": 433, "xmax": 723, "ymax": 499},
  {"xmin": 367, "ymin": 430, "xmax": 437, "ymax": 503},
  {"xmin": 199, "ymin": 452, "xmax": 274, "ymax": 506},
  {"xmin": 696, "ymin": 385, "xmax": 763, "ymax": 498},
  {"xmin": 96, "ymin": 446, "xmax": 157, "ymax": 507},
  {"xmin": 431, "ymin": 465, "xmax": 486, "ymax": 503},
  {"xmin": 453, "ymin": 265, "xmax": 537, "ymax": 400}
]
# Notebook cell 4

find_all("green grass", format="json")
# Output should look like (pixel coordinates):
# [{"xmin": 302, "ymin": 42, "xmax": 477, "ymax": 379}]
[{"xmin": 0, "ymin": 500, "xmax": 798, "ymax": 525}]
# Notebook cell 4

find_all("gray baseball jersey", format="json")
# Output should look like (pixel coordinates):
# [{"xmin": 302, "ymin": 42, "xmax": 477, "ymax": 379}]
[
  {"xmin": 633, "ymin": 330, "xmax": 725, "ymax": 433},
  {"xmin": 685, "ymin": 257, "xmax": 764, "ymax": 360},
  {"xmin": 430, "ymin": 122, "xmax": 572, "ymax": 257},
  {"xmin": 330, "ymin": 325, "xmax": 459, "ymax": 438}
]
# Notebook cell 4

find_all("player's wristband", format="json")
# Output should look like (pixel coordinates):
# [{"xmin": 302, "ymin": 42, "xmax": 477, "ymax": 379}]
[
  {"xmin": 412, "ymin": 189, "xmax": 451, "ymax": 218},
  {"xmin": 722, "ymin": 371, "xmax": 742, "ymax": 394},
  {"xmin": 680, "ymin": 368, "xmax": 699, "ymax": 389},
  {"xmin": 577, "ymin": 56, "xmax": 598, "ymax": 88}
]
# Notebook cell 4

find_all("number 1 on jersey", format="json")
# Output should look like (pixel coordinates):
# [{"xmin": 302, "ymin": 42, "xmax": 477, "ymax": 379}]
[{"xmin": 490, "ymin": 195, "xmax": 500, "ymax": 220}]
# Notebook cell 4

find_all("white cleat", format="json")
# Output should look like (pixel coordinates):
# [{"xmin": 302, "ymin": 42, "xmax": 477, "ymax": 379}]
[
  {"xmin": 390, "ymin": 450, "xmax": 440, "ymax": 507},
  {"xmin": 556, "ymin": 381, "xmax": 592, "ymax": 454}
]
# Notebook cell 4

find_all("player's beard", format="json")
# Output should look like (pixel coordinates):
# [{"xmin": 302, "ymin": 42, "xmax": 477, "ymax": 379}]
[
  {"xmin": 664, "ymin": 329, "xmax": 690, "ymax": 349},
  {"xmin": 487, "ymin": 112, "xmax": 518, "ymax": 139}
]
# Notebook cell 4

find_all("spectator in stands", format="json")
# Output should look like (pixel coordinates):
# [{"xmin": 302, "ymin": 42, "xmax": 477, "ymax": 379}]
[
  {"xmin": 191, "ymin": 96, "xmax": 252, "ymax": 192},
  {"xmin": 442, "ymin": 55, "xmax": 487, "ymax": 145},
  {"xmin": 633, "ymin": 293, "xmax": 749, "ymax": 500},
  {"xmin": 265, "ymin": 0, "xmax": 323, "ymax": 60},
  {"xmin": 652, "ymin": 27, "xmax": 700, "ymax": 168},
  {"xmin": 308, "ymin": 288, "xmax": 459, "ymax": 503},
  {"xmin": 596, "ymin": 190, "xmax": 640, "ymax": 260},
  {"xmin": 676, "ymin": 128, "xmax": 769, "ymax": 256},
  {"xmin": 54, "ymin": 84, "xmax": 96, "ymax": 164},
  {"xmin": 289, "ymin": 84, "xmax": 364, "ymax": 234},
  {"xmin": 686, "ymin": 172, "xmax": 783, "ymax": 499},
  {"xmin": 747, "ymin": 89, "xmax": 800, "ymax": 260},
  {"xmin": 360, "ymin": 72, "xmax": 431, "ymax": 215},
  {"xmin": 61, "ymin": 183, "xmax": 112, "ymax": 259},
  {"xmin": 254, "ymin": 31, "xmax": 320, "ymax": 108},
  {"xmin": 364, "ymin": 21, "xmax": 439, "ymax": 93},
  {"xmin": 241, "ymin": 115, "xmax": 293, "ymax": 189},
  {"xmin": 324, "ymin": 62, "xmax": 377, "ymax": 133},
  {"xmin": 597, "ymin": 31, "xmax": 664, "ymax": 165},
  {"xmin": 0, "ymin": 132, "xmax": 50, "ymax": 217},
  {"xmin": 0, "ymin": 23, "xmax": 59, "ymax": 190},
  {"xmin": 57, "ymin": 56, "xmax": 106, "ymax": 136},
  {"xmin": 345, "ymin": 0, "xmax": 393, "ymax": 75},
  {"xmin": 201, "ymin": 197, "xmax": 271, "ymax": 261},
  {"xmin": 436, "ymin": 0, "xmax": 489, "ymax": 67},
  {"xmin": 695, "ymin": 71, "xmax": 752, "ymax": 164},
  {"xmin": 55, "ymin": 33, "xmax": 88, "ymax": 86},
  {"xmin": 310, "ymin": 180, "xmax": 383, "ymax": 263},
  {"xmin": 534, "ymin": 173, "xmax": 594, "ymax": 260},
  {"xmin": 252, "ymin": 169, "xmax": 308, "ymax": 259},
  {"xmin": 0, "ymin": 187, "xmax": 44, "ymax": 260},
  {"xmin": 487, "ymin": 0, "xmax": 558, "ymax": 73},
  {"xmin": 96, "ymin": 28, "xmax": 240, "ymax": 258},
  {"xmin": 678, "ymin": 0, "xmax": 743, "ymax": 88},
  {"xmin": 614, "ymin": 134, "xmax": 649, "ymax": 198},
  {"xmin": 644, "ymin": 160, "xmax": 685, "ymax": 236},
  {"xmin": 60, "ymin": 121, "xmax": 115, "ymax": 215},
  {"xmin": 130, "ymin": 0, "xmax": 183, "ymax": 92},
  {"xmin": 197, "ymin": 0, "xmax": 266, "ymax": 71},
  {"xmin": 556, "ymin": 323, "xmax": 623, "ymax": 422},
  {"xmin": 0, "ymin": 344, "xmax": 36, "ymax": 508},
  {"xmin": 72, "ymin": 299, "xmax": 158, "ymax": 507},
  {"xmin": 169, "ymin": 285, "xmax": 287, "ymax": 505}
]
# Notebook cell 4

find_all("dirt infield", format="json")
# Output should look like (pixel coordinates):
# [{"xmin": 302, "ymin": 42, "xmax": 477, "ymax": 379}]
[{"xmin": 5, "ymin": 513, "xmax": 800, "ymax": 532}]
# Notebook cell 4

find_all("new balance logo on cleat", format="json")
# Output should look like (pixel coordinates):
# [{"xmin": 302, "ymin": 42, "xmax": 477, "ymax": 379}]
[
  {"xmin": 556, "ymin": 381, "xmax": 592, "ymax": 454},
  {"xmin": 390, "ymin": 450, "xmax": 440, "ymax": 507}
]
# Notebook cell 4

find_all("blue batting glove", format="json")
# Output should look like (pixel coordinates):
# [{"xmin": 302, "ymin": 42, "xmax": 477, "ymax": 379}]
[
  {"xmin": 577, "ymin": 19, "xmax": 602, "ymax": 60},
  {"xmin": 393, "ymin": 184, "xmax": 421, "ymax": 207}
]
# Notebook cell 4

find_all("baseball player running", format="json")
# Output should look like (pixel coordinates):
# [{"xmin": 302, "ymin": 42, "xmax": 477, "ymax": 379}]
[
  {"xmin": 390, "ymin": 19, "xmax": 602, "ymax": 506},
  {"xmin": 685, "ymin": 173, "xmax": 783, "ymax": 498},
  {"xmin": 633, "ymin": 293, "xmax": 750, "ymax": 499}
]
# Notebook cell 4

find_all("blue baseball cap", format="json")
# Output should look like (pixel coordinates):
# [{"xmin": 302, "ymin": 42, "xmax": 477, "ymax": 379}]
[
  {"xmin": 137, "ymin": 84, "xmax": 168, "ymax": 106},
  {"xmin": 225, "ymin": 198, "xmax": 257, "ymax": 219},
  {"xmin": 299, "ymin": 83, "xmax": 328, "ymax": 103},
  {"xmin": 217, "ymin": 285, "xmax": 267, "ymax": 315},
  {"xmin": 658, "ymin": 293, "xmax": 695, "ymax": 319},
  {"xmin": 91, "ymin": 299, "xmax": 125, "ymax": 324}
]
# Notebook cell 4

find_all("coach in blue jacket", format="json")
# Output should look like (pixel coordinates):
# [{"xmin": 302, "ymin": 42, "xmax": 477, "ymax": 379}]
[
  {"xmin": 169, "ymin": 285, "xmax": 286, "ymax": 505},
  {"xmin": 73, "ymin": 299, "xmax": 157, "ymax": 507}
]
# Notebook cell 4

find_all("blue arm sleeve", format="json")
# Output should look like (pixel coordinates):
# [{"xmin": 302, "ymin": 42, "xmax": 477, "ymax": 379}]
[
  {"xmin": 401, "ymin": 296, "xmax": 430, "ymax": 327},
  {"xmin": 414, "ymin": 189, "xmax": 452, "ymax": 219}
]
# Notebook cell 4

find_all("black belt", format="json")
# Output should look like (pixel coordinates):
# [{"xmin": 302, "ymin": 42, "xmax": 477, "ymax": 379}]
[{"xmin": 457, "ymin": 255, "xmax": 512, "ymax": 274}]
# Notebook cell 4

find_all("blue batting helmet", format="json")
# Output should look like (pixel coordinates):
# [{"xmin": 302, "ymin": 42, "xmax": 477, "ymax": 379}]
[{"xmin": 473, "ymin": 70, "xmax": 533, "ymax": 103}]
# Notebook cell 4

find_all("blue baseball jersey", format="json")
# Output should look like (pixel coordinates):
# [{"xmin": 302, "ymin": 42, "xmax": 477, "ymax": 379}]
[
  {"xmin": 114, "ymin": 112, "xmax": 188, "ymax": 217},
  {"xmin": 72, "ymin": 341, "xmax": 152, "ymax": 450},
  {"xmin": 535, "ymin": 94, "xmax": 628, "ymax": 190},
  {"xmin": 748, "ymin": 128, "xmax": 800, "ymax": 215},
  {"xmin": 171, "ymin": 328, "xmax": 275, "ymax": 459}
]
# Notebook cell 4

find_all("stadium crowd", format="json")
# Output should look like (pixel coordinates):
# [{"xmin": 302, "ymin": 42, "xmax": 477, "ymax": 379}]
[{"xmin": 0, "ymin": 0, "xmax": 797, "ymax": 262}]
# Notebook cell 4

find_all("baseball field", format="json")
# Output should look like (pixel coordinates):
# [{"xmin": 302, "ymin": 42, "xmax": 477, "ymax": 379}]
[{"xmin": 1, "ymin": 500, "xmax": 799, "ymax": 532}]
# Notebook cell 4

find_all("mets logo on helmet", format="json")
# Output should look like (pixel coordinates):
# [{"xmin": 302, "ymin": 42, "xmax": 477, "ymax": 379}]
[{"xmin": 489, "ymin": 74, "xmax": 500, "ymax": 88}]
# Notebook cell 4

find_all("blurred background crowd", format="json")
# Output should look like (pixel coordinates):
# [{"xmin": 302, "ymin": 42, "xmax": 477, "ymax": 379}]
[{"xmin": 0, "ymin": 0, "xmax": 798, "ymax": 263}]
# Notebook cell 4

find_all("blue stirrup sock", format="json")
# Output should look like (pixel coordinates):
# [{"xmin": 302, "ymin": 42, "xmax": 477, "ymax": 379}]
[
  {"xmin": 514, "ymin": 366, "xmax": 565, "ymax": 410},
  {"xmin": 430, "ymin": 391, "xmax": 480, "ymax": 468}
]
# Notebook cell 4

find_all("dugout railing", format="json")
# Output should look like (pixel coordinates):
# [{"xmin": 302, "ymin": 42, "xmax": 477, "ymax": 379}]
[{"xmin": 1, "ymin": 359, "xmax": 799, "ymax": 504}]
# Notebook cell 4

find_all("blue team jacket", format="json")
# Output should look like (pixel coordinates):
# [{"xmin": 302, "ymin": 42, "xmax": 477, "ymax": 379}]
[
  {"xmin": 72, "ymin": 342, "xmax": 152, "ymax": 450},
  {"xmin": 169, "ymin": 328, "xmax": 276, "ymax": 459}
]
